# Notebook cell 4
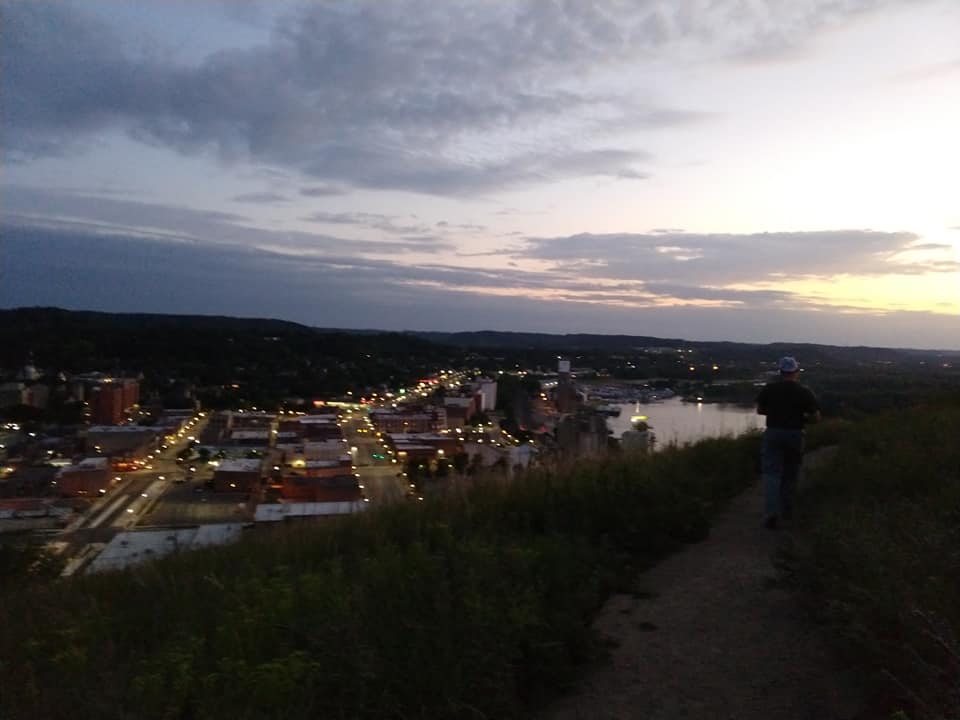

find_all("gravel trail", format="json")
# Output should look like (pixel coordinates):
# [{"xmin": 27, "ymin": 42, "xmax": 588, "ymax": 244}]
[{"xmin": 540, "ymin": 448, "xmax": 867, "ymax": 720}]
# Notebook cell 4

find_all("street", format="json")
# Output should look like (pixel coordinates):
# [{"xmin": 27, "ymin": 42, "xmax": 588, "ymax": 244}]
[
  {"xmin": 338, "ymin": 407, "xmax": 408, "ymax": 504},
  {"xmin": 56, "ymin": 413, "xmax": 210, "ymax": 571}
]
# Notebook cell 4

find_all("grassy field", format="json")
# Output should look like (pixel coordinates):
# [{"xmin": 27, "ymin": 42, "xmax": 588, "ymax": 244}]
[
  {"xmin": 791, "ymin": 404, "xmax": 960, "ymax": 720},
  {"xmin": 1, "ymin": 434, "xmax": 761, "ymax": 720},
  {"xmin": 3, "ymin": 404, "xmax": 957, "ymax": 720}
]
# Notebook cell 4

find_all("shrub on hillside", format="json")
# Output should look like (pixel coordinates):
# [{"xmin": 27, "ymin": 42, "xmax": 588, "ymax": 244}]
[
  {"xmin": 0, "ymin": 434, "xmax": 759, "ymax": 720},
  {"xmin": 794, "ymin": 405, "xmax": 960, "ymax": 720}
]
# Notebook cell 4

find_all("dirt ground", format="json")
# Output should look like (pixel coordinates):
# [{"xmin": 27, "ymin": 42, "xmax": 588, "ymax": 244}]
[{"xmin": 539, "ymin": 449, "xmax": 868, "ymax": 720}]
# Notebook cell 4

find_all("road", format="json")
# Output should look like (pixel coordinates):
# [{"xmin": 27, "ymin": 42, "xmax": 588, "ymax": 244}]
[
  {"xmin": 339, "ymin": 407, "xmax": 407, "ymax": 504},
  {"xmin": 143, "ymin": 479, "xmax": 248, "ymax": 526},
  {"xmin": 55, "ymin": 413, "xmax": 209, "ymax": 571}
]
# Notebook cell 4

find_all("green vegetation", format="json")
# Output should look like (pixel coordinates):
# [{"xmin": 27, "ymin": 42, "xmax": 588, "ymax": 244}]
[
  {"xmin": 0, "ymin": 308, "xmax": 463, "ymax": 410},
  {"xmin": 0, "ymin": 434, "xmax": 760, "ymax": 720},
  {"xmin": 0, "ymin": 540, "xmax": 65, "ymax": 585},
  {"xmin": 791, "ymin": 404, "xmax": 960, "ymax": 719}
]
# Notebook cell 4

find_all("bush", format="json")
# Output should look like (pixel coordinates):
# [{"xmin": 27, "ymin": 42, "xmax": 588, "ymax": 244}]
[
  {"xmin": 793, "ymin": 404, "xmax": 960, "ymax": 720},
  {"xmin": 0, "ymin": 434, "xmax": 760, "ymax": 720}
]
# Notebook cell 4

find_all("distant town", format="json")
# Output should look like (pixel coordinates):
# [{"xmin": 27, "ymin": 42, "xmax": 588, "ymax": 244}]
[
  {"xmin": 0, "ymin": 355, "xmax": 663, "ymax": 575},
  {"xmin": 2, "ymin": 308, "xmax": 959, "ymax": 576}
]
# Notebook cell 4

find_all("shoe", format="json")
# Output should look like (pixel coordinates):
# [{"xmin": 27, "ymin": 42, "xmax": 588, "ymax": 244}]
[{"xmin": 763, "ymin": 516, "xmax": 779, "ymax": 530}]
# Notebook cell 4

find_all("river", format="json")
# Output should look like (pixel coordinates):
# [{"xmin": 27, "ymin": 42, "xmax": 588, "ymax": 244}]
[{"xmin": 608, "ymin": 397, "xmax": 762, "ymax": 449}]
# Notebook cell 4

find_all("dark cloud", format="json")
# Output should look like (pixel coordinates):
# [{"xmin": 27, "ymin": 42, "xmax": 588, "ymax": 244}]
[
  {"xmin": 14, "ymin": 0, "xmax": 891, "ymax": 193},
  {"xmin": 302, "ymin": 212, "xmax": 431, "ymax": 236},
  {"xmin": 4, "ymin": 222, "xmax": 958, "ymax": 349},
  {"xmin": 299, "ymin": 185, "xmax": 346, "ymax": 197},
  {"xmin": 0, "ymin": 187, "xmax": 452, "ymax": 255},
  {"xmin": 642, "ymin": 283, "xmax": 794, "ymax": 305},
  {"xmin": 3, "ymin": 186, "xmax": 247, "ymax": 238},
  {"xmin": 436, "ymin": 221, "xmax": 487, "ymax": 232},
  {"xmin": 614, "ymin": 169, "xmax": 651, "ymax": 180},
  {"xmin": 231, "ymin": 192, "xmax": 290, "ymax": 203},
  {"xmin": 515, "ymin": 230, "xmax": 939, "ymax": 285}
]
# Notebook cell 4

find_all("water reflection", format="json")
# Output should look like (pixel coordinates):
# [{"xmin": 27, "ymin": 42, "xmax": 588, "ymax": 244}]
[{"xmin": 608, "ymin": 397, "xmax": 762, "ymax": 449}]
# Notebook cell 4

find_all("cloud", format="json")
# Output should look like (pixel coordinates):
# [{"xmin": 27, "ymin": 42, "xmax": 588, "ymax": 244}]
[
  {"xmin": 908, "ymin": 242, "xmax": 954, "ymax": 251},
  {"xmin": 641, "ymin": 283, "xmax": 794, "ymax": 305},
  {"xmin": 2, "ymin": 185, "xmax": 248, "ymax": 239},
  {"xmin": 614, "ymin": 168, "xmax": 651, "ymax": 180},
  {"xmin": 0, "ymin": 186, "xmax": 452, "ymax": 256},
  {"xmin": 299, "ymin": 185, "xmax": 345, "ymax": 197},
  {"xmin": 302, "ymin": 211, "xmax": 431, "ymax": 235},
  {"xmin": 4, "ymin": 0, "xmax": 886, "ymax": 194},
  {"xmin": 894, "ymin": 56, "xmax": 960, "ymax": 82},
  {"xmin": 5, "ymin": 222, "xmax": 959, "ymax": 349},
  {"xmin": 436, "ymin": 221, "xmax": 487, "ymax": 232},
  {"xmin": 514, "ymin": 229, "xmax": 943, "ymax": 285},
  {"xmin": 231, "ymin": 192, "xmax": 290, "ymax": 203}
]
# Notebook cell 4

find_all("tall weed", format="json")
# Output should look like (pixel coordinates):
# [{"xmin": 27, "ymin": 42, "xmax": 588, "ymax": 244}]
[
  {"xmin": 0, "ymin": 434, "xmax": 759, "ymax": 720},
  {"xmin": 795, "ymin": 404, "xmax": 960, "ymax": 720}
]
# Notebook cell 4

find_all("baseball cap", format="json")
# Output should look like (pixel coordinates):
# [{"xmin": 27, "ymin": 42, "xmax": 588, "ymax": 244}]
[{"xmin": 778, "ymin": 356, "xmax": 800, "ymax": 373}]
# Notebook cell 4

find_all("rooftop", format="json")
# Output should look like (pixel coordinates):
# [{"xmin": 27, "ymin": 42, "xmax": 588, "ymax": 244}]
[
  {"xmin": 254, "ymin": 501, "xmax": 366, "ymax": 522},
  {"xmin": 297, "ymin": 417, "xmax": 339, "ymax": 425},
  {"xmin": 216, "ymin": 459, "xmax": 263, "ymax": 473},
  {"xmin": 88, "ymin": 524, "xmax": 244, "ymax": 573},
  {"xmin": 57, "ymin": 457, "xmax": 109, "ymax": 476},
  {"xmin": 302, "ymin": 459, "xmax": 351, "ymax": 468},
  {"xmin": 87, "ymin": 426, "xmax": 157, "ymax": 433},
  {"xmin": 229, "ymin": 430, "xmax": 270, "ymax": 440}
]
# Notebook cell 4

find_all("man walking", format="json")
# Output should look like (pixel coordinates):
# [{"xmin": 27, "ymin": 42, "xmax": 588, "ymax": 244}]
[{"xmin": 756, "ymin": 356, "xmax": 821, "ymax": 529}]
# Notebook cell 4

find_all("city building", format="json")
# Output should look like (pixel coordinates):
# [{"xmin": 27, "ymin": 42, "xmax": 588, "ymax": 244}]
[
  {"xmin": 554, "ymin": 359, "xmax": 580, "ymax": 414},
  {"xmin": 442, "ymin": 403, "xmax": 468, "ymax": 429},
  {"xmin": 444, "ymin": 396, "xmax": 478, "ymax": 422},
  {"xmin": 88, "ymin": 378, "xmax": 139, "ymax": 425},
  {"xmin": 87, "ymin": 524, "xmax": 244, "ymax": 573},
  {"xmin": 297, "ymin": 416, "xmax": 343, "ymax": 440},
  {"xmin": 227, "ymin": 429, "xmax": 272, "ymax": 448},
  {"xmin": 382, "ymin": 432, "xmax": 460, "ymax": 456},
  {"xmin": 253, "ymin": 500, "xmax": 367, "ymax": 523},
  {"xmin": 212, "ymin": 459, "xmax": 263, "ymax": 493},
  {"xmin": 476, "ymin": 380, "xmax": 498, "ymax": 412},
  {"xmin": 370, "ymin": 409, "xmax": 441, "ymax": 433},
  {"xmin": 279, "ymin": 473, "xmax": 361, "ymax": 502},
  {"xmin": 54, "ymin": 457, "xmax": 110, "ymax": 497},
  {"xmin": 86, "ymin": 425, "xmax": 159, "ymax": 458},
  {"xmin": 0, "ymin": 383, "xmax": 27, "ymax": 408}
]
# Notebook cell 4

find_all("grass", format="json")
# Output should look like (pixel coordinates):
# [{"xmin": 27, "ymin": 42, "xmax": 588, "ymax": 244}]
[
  {"xmin": 5, "ymin": 406, "xmax": 957, "ymax": 720},
  {"xmin": 1, "ymin": 433, "xmax": 760, "ymax": 720},
  {"xmin": 791, "ymin": 404, "xmax": 960, "ymax": 720}
]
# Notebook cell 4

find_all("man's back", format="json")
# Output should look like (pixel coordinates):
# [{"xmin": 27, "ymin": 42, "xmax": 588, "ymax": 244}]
[{"xmin": 756, "ymin": 380, "xmax": 819, "ymax": 430}]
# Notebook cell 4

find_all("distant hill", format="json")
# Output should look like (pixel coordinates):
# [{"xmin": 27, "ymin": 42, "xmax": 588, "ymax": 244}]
[
  {"xmin": 409, "ymin": 329, "xmax": 955, "ymax": 368},
  {"xmin": 3, "ymin": 308, "xmax": 955, "ymax": 379},
  {"xmin": 0, "ymin": 308, "xmax": 458, "ymax": 406}
]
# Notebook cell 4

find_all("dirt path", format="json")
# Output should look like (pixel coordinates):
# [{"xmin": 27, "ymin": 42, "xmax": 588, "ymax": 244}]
[{"xmin": 539, "ymin": 448, "xmax": 866, "ymax": 720}]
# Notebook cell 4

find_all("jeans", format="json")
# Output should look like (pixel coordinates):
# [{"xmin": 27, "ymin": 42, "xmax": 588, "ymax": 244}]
[{"xmin": 761, "ymin": 428, "xmax": 804, "ymax": 519}]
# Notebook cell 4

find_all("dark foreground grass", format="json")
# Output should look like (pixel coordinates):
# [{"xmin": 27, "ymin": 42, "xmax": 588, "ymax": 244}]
[
  {"xmin": 1, "ymin": 435, "xmax": 758, "ymax": 720},
  {"xmin": 793, "ymin": 404, "xmax": 960, "ymax": 720}
]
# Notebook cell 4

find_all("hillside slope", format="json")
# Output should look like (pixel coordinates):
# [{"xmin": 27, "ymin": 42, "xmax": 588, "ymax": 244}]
[{"xmin": 540, "ymin": 448, "xmax": 866, "ymax": 720}]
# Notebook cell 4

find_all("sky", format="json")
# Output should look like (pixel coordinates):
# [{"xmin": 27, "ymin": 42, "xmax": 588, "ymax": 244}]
[{"xmin": 2, "ymin": 0, "xmax": 959, "ymax": 349}]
